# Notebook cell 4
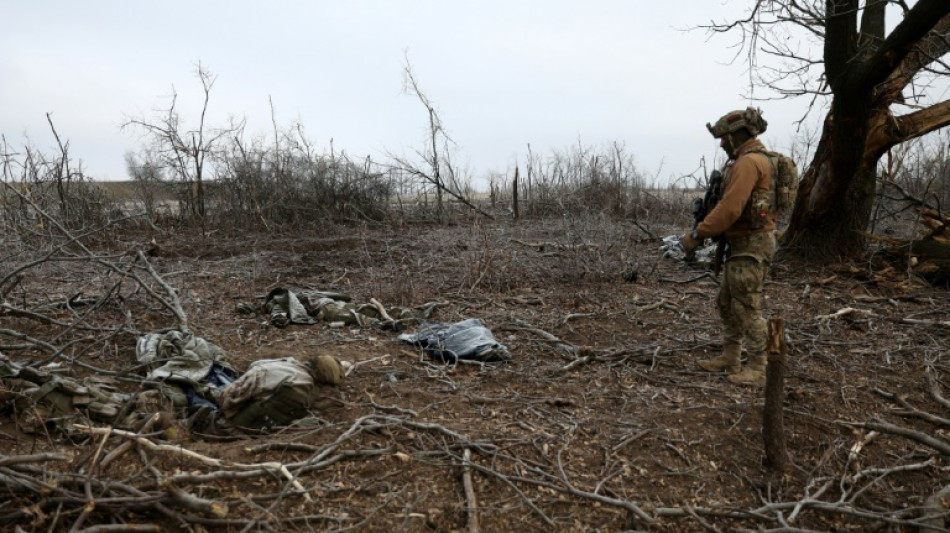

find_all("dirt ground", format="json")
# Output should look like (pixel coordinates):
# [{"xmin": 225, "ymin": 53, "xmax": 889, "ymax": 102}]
[{"xmin": 2, "ymin": 216, "xmax": 949, "ymax": 532}]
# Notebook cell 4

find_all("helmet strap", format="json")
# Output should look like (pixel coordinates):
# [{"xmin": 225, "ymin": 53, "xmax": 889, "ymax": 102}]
[{"xmin": 723, "ymin": 134, "xmax": 738, "ymax": 159}]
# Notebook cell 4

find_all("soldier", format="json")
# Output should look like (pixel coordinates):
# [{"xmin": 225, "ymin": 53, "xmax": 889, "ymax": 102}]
[{"xmin": 680, "ymin": 107, "xmax": 777, "ymax": 386}]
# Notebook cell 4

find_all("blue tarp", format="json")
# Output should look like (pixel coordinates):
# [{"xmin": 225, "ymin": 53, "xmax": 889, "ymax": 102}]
[{"xmin": 398, "ymin": 318, "xmax": 510, "ymax": 363}]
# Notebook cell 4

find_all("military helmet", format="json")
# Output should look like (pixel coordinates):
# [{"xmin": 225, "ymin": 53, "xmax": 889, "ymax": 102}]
[{"xmin": 707, "ymin": 107, "xmax": 768, "ymax": 138}]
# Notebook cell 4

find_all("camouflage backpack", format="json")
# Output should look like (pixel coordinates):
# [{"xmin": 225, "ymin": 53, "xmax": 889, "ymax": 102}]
[{"xmin": 754, "ymin": 149, "xmax": 799, "ymax": 212}]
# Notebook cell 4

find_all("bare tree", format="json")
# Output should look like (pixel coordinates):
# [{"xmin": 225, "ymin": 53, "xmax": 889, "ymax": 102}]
[
  {"xmin": 123, "ymin": 63, "xmax": 234, "ymax": 230},
  {"xmin": 390, "ymin": 56, "xmax": 492, "ymax": 221},
  {"xmin": 705, "ymin": 0, "xmax": 950, "ymax": 259}
]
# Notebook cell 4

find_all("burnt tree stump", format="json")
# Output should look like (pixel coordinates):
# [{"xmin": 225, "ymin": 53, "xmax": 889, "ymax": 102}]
[{"xmin": 763, "ymin": 317, "xmax": 787, "ymax": 471}]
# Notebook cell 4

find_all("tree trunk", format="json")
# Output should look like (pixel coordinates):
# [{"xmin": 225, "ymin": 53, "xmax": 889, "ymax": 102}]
[
  {"xmin": 782, "ymin": 157, "xmax": 878, "ymax": 260},
  {"xmin": 782, "ymin": 105, "xmax": 878, "ymax": 260}
]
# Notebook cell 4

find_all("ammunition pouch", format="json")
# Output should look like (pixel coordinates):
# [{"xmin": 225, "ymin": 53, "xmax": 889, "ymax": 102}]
[{"xmin": 741, "ymin": 189, "xmax": 776, "ymax": 230}]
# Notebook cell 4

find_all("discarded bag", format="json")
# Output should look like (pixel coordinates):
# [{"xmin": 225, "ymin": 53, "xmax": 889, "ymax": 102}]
[
  {"xmin": 398, "ymin": 318, "xmax": 511, "ymax": 363},
  {"xmin": 218, "ymin": 355, "xmax": 344, "ymax": 432}
]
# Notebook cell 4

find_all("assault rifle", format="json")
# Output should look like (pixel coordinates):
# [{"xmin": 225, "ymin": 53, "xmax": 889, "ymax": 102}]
[
  {"xmin": 692, "ymin": 169, "xmax": 723, "ymax": 229},
  {"xmin": 688, "ymin": 169, "xmax": 726, "ymax": 274}
]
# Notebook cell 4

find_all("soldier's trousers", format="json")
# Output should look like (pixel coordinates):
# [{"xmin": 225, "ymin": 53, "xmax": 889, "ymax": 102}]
[{"xmin": 717, "ymin": 256, "xmax": 770, "ymax": 355}]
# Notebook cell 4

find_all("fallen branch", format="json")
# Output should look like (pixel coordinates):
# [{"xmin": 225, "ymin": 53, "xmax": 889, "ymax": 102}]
[
  {"xmin": 900, "ymin": 317, "xmax": 950, "ymax": 328},
  {"xmin": 815, "ymin": 307, "xmax": 875, "ymax": 320},
  {"xmin": 510, "ymin": 239, "xmax": 597, "ymax": 252},
  {"xmin": 369, "ymin": 297, "xmax": 397, "ymax": 325},
  {"xmin": 919, "ymin": 484, "xmax": 950, "ymax": 531},
  {"xmin": 74, "ymin": 424, "xmax": 311, "ymax": 501},
  {"xmin": 499, "ymin": 323, "xmax": 579, "ymax": 361},
  {"xmin": 136, "ymin": 251, "xmax": 190, "ymax": 333},
  {"xmin": 846, "ymin": 430, "xmax": 880, "ymax": 467},
  {"xmin": 166, "ymin": 483, "xmax": 229, "ymax": 518},
  {"xmin": 453, "ymin": 456, "xmax": 556, "ymax": 527},
  {"xmin": 0, "ymin": 453, "xmax": 70, "ymax": 467},
  {"xmin": 844, "ymin": 420, "xmax": 950, "ymax": 456},
  {"xmin": 75, "ymin": 525, "xmax": 161, "ymax": 533},
  {"xmin": 98, "ymin": 413, "xmax": 164, "ymax": 471},
  {"xmin": 559, "ymin": 345, "xmax": 657, "ymax": 372},
  {"xmin": 926, "ymin": 369, "xmax": 950, "ymax": 410},
  {"xmin": 660, "ymin": 273, "xmax": 717, "ymax": 284},
  {"xmin": 874, "ymin": 388, "xmax": 950, "ymax": 426},
  {"xmin": 550, "ymin": 451, "xmax": 653, "ymax": 524},
  {"xmin": 635, "ymin": 298, "xmax": 671, "ymax": 312}
]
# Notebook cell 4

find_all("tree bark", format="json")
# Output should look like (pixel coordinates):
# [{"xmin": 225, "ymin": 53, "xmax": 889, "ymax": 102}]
[
  {"xmin": 783, "ymin": 160, "xmax": 878, "ymax": 258},
  {"xmin": 763, "ymin": 317, "xmax": 787, "ymax": 472}
]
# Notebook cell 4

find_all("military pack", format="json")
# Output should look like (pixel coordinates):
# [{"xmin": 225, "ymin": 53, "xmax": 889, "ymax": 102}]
[{"xmin": 753, "ymin": 149, "xmax": 799, "ymax": 212}]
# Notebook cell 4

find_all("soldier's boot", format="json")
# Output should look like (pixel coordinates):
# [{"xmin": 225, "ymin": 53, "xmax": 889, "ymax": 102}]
[
  {"xmin": 727, "ymin": 352, "xmax": 767, "ymax": 386},
  {"xmin": 698, "ymin": 343, "xmax": 741, "ymax": 374}
]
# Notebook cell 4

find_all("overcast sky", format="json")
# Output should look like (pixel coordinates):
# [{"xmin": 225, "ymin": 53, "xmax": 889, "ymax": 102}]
[{"xmin": 2, "ymin": 1, "xmax": 817, "ymax": 187}]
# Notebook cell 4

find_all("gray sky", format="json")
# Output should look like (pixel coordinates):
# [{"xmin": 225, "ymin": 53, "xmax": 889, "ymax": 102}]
[{"xmin": 2, "ymin": 1, "xmax": 815, "ymax": 187}]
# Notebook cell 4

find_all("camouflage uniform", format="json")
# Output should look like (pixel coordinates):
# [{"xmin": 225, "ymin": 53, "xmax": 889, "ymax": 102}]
[
  {"xmin": 718, "ymin": 231, "xmax": 775, "ymax": 365},
  {"xmin": 693, "ymin": 108, "xmax": 778, "ymax": 385}
]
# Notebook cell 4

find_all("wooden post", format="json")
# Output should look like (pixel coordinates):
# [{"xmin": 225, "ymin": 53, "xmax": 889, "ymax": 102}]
[
  {"xmin": 763, "ymin": 317, "xmax": 787, "ymax": 471},
  {"xmin": 512, "ymin": 166, "xmax": 520, "ymax": 222}
]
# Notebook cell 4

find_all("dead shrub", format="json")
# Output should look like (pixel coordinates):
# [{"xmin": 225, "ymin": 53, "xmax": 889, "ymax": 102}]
[
  {"xmin": 1, "ymin": 138, "xmax": 112, "ymax": 243},
  {"xmin": 485, "ymin": 142, "xmax": 694, "ymax": 229},
  {"xmin": 209, "ymin": 150, "xmax": 394, "ymax": 232}
]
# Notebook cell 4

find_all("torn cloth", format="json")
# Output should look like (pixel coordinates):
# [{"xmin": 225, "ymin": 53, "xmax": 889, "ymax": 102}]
[{"xmin": 136, "ymin": 330, "xmax": 238, "ymax": 407}]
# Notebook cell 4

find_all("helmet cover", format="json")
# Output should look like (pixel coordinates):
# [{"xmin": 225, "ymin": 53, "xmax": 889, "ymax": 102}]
[{"xmin": 707, "ymin": 107, "xmax": 768, "ymax": 138}]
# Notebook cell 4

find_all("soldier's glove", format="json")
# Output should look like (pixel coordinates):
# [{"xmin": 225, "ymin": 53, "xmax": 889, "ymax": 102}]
[{"xmin": 680, "ymin": 231, "xmax": 701, "ymax": 254}]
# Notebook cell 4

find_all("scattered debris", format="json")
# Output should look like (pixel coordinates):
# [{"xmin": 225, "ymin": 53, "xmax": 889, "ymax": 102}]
[
  {"xmin": 867, "ymin": 208, "xmax": 950, "ymax": 283},
  {"xmin": 0, "ymin": 355, "xmax": 133, "ymax": 433},
  {"xmin": 256, "ymin": 287, "xmax": 441, "ymax": 329},
  {"xmin": 659, "ymin": 234, "xmax": 717, "ymax": 268},
  {"xmin": 136, "ymin": 330, "xmax": 238, "ymax": 408}
]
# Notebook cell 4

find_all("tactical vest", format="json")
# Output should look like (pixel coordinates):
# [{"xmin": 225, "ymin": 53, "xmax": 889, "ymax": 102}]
[{"xmin": 736, "ymin": 151, "xmax": 776, "ymax": 231}]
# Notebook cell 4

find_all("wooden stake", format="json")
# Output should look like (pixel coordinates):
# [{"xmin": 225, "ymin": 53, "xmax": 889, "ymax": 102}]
[
  {"xmin": 763, "ymin": 317, "xmax": 787, "ymax": 471},
  {"xmin": 462, "ymin": 448, "xmax": 480, "ymax": 533}
]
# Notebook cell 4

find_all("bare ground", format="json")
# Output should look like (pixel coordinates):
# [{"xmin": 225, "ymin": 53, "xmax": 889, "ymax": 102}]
[{"xmin": 1, "ymin": 216, "xmax": 949, "ymax": 532}]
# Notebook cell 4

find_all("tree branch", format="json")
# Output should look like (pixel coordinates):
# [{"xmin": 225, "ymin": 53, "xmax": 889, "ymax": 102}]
[
  {"xmin": 891, "ymin": 98, "xmax": 950, "ymax": 141},
  {"xmin": 857, "ymin": 0, "xmax": 950, "ymax": 91}
]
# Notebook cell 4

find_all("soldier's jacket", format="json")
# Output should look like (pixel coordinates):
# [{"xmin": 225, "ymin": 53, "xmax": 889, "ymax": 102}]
[
  {"xmin": 218, "ymin": 355, "xmax": 344, "ymax": 432},
  {"xmin": 696, "ymin": 138, "xmax": 776, "ymax": 241}
]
